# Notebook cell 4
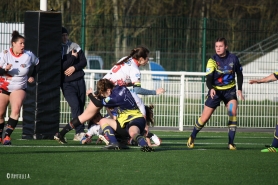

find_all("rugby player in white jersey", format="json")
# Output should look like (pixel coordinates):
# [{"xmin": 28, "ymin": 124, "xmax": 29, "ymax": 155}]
[{"xmin": 0, "ymin": 31, "xmax": 39, "ymax": 145}]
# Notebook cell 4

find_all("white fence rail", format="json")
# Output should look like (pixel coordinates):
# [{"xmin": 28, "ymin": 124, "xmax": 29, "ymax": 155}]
[{"xmin": 6, "ymin": 70, "xmax": 278, "ymax": 130}]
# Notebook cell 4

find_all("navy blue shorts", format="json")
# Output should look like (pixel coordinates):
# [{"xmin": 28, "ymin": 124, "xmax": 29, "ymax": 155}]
[
  {"xmin": 127, "ymin": 117, "xmax": 146, "ymax": 135},
  {"xmin": 116, "ymin": 117, "xmax": 146, "ymax": 137},
  {"xmin": 205, "ymin": 86, "xmax": 237, "ymax": 109}
]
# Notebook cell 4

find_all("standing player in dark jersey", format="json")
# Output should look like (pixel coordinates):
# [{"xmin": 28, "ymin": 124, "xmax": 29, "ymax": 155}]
[
  {"xmin": 249, "ymin": 72, "xmax": 278, "ymax": 152},
  {"xmin": 187, "ymin": 37, "xmax": 244, "ymax": 150}
]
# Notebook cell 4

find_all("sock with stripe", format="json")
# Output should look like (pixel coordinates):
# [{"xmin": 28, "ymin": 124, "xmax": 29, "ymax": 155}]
[
  {"xmin": 228, "ymin": 116, "xmax": 237, "ymax": 144},
  {"xmin": 191, "ymin": 117, "xmax": 205, "ymax": 138},
  {"xmin": 101, "ymin": 124, "xmax": 118, "ymax": 144},
  {"xmin": 134, "ymin": 134, "xmax": 148, "ymax": 147}
]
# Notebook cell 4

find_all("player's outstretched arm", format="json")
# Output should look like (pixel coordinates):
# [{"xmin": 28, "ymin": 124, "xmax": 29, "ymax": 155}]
[
  {"xmin": 134, "ymin": 86, "xmax": 165, "ymax": 95},
  {"xmin": 249, "ymin": 73, "xmax": 277, "ymax": 84}
]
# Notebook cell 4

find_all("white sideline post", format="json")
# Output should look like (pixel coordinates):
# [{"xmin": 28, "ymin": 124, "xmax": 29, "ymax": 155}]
[
  {"xmin": 179, "ymin": 74, "xmax": 185, "ymax": 131},
  {"xmin": 40, "ymin": 0, "xmax": 47, "ymax": 11},
  {"xmin": 90, "ymin": 73, "xmax": 95, "ymax": 90}
]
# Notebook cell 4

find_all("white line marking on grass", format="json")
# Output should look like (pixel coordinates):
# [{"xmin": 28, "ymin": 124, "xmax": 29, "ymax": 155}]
[
  {"xmin": 156, "ymin": 135, "xmax": 271, "ymax": 139},
  {"xmin": 162, "ymin": 141, "xmax": 266, "ymax": 145}
]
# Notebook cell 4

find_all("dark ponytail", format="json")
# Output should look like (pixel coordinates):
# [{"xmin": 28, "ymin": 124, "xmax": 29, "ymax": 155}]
[{"xmin": 116, "ymin": 46, "xmax": 149, "ymax": 65}]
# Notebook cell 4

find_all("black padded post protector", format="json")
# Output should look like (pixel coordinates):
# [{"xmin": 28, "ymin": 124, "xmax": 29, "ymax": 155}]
[{"xmin": 22, "ymin": 11, "xmax": 61, "ymax": 139}]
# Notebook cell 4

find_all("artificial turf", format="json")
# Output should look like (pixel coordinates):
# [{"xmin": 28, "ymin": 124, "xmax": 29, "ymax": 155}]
[{"xmin": 0, "ymin": 129, "xmax": 277, "ymax": 185}]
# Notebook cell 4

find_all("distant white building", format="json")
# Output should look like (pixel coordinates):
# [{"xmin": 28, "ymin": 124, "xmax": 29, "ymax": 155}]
[
  {"xmin": 243, "ymin": 48, "xmax": 278, "ymax": 73},
  {"xmin": 243, "ymin": 48, "xmax": 278, "ymax": 101}
]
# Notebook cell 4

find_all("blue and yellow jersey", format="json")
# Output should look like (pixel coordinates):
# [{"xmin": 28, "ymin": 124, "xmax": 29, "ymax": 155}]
[
  {"xmin": 206, "ymin": 51, "xmax": 242, "ymax": 90},
  {"xmin": 102, "ymin": 85, "xmax": 143, "ymax": 128}
]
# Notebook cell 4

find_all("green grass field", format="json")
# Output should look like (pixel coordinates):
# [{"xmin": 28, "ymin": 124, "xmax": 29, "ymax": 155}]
[{"xmin": 1, "ymin": 129, "xmax": 277, "ymax": 185}]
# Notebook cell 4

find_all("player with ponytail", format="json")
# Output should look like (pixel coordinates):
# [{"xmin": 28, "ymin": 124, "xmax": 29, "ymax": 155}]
[{"xmin": 0, "ymin": 31, "xmax": 39, "ymax": 145}]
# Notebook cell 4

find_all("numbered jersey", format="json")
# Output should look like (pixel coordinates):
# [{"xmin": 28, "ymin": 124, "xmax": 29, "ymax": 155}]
[
  {"xmin": 103, "ymin": 57, "xmax": 141, "ymax": 88},
  {"xmin": 0, "ymin": 48, "xmax": 39, "ymax": 92},
  {"xmin": 101, "ymin": 85, "xmax": 143, "ymax": 127}
]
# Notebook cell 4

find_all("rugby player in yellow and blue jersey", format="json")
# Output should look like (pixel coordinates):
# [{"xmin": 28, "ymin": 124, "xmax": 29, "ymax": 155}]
[
  {"xmin": 187, "ymin": 37, "xmax": 244, "ymax": 150},
  {"xmin": 88, "ymin": 79, "xmax": 154, "ymax": 152},
  {"xmin": 249, "ymin": 72, "xmax": 278, "ymax": 152}
]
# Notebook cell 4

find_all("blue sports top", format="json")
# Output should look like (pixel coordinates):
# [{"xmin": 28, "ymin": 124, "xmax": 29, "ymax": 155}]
[
  {"xmin": 102, "ymin": 85, "xmax": 143, "ymax": 127},
  {"xmin": 206, "ymin": 51, "xmax": 242, "ymax": 90}
]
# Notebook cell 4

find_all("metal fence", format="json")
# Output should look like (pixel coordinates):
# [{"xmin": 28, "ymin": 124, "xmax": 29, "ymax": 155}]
[
  {"xmin": 1, "ymin": 15, "xmax": 278, "ymax": 130},
  {"xmin": 7, "ymin": 70, "xmax": 277, "ymax": 130}
]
